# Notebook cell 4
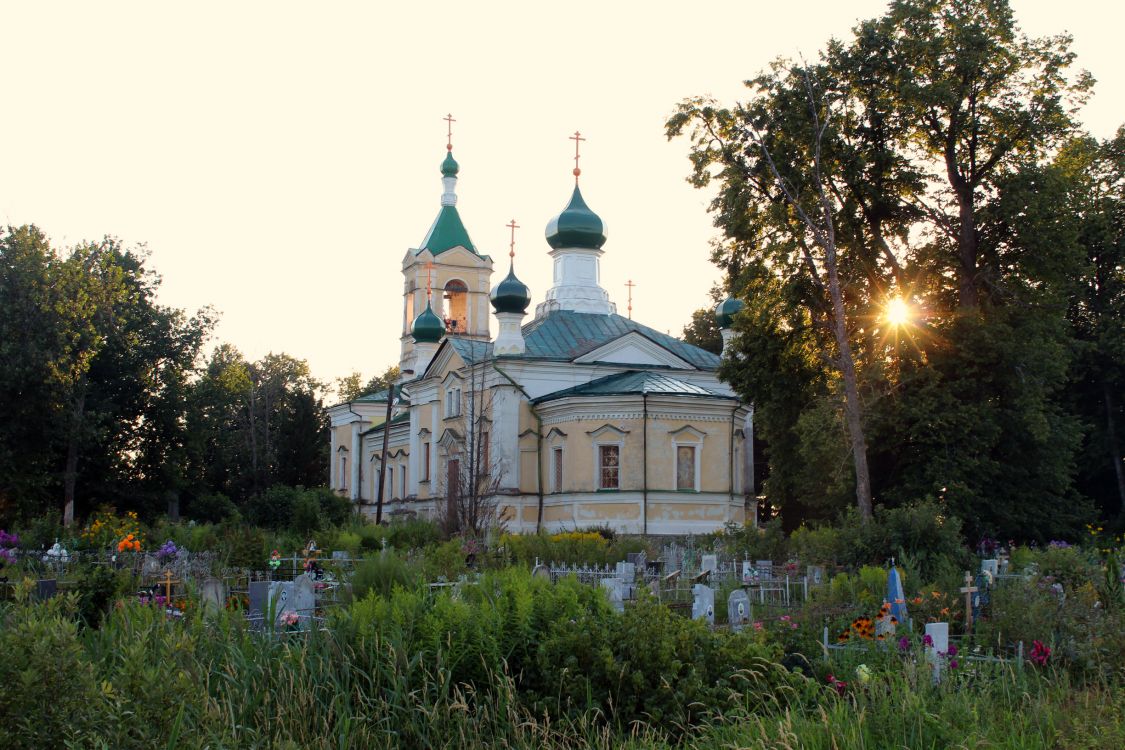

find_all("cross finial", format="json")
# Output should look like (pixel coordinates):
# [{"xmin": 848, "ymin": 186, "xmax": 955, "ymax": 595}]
[
  {"xmin": 506, "ymin": 219, "xmax": 520, "ymax": 260},
  {"xmin": 425, "ymin": 260, "xmax": 434, "ymax": 301},
  {"xmin": 569, "ymin": 130, "xmax": 586, "ymax": 183},
  {"xmin": 625, "ymin": 279, "xmax": 636, "ymax": 319},
  {"xmin": 443, "ymin": 113, "xmax": 456, "ymax": 151}
]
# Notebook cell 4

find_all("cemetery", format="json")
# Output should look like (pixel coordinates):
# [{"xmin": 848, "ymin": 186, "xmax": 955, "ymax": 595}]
[{"xmin": 2, "ymin": 506, "xmax": 1124, "ymax": 748}]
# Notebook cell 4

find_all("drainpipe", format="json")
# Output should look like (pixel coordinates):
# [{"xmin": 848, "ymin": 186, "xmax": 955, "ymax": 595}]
[
  {"xmin": 729, "ymin": 403, "xmax": 738, "ymax": 524},
  {"xmin": 492, "ymin": 363, "xmax": 544, "ymax": 533},
  {"xmin": 345, "ymin": 404, "xmax": 364, "ymax": 504},
  {"xmin": 642, "ymin": 393, "xmax": 649, "ymax": 537}
]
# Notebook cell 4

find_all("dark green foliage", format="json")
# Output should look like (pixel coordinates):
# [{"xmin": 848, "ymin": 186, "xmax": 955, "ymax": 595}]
[
  {"xmin": 186, "ymin": 492, "xmax": 239, "ymax": 524},
  {"xmin": 75, "ymin": 564, "xmax": 130, "ymax": 627}
]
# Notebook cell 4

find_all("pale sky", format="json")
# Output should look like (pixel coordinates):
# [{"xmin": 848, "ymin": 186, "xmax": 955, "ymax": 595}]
[{"xmin": 3, "ymin": 1, "xmax": 1121, "ymax": 394}]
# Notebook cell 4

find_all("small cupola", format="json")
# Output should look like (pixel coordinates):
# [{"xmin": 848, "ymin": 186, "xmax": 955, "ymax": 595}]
[
  {"xmin": 411, "ymin": 302, "xmax": 445, "ymax": 344},
  {"xmin": 715, "ymin": 297, "xmax": 745, "ymax": 356},
  {"xmin": 715, "ymin": 297, "xmax": 745, "ymax": 329},
  {"xmin": 490, "ymin": 264, "xmax": 531, "ymax": 315}
]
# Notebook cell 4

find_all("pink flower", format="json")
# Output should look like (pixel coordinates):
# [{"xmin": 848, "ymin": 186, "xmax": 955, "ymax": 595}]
[
  {"xmin": 753, "ymin": 621, "xmax": 764, "ymax": 631},
  {"xmin": 790, "ymin": 622, "xmax": 799, "ymax": 629},
  {"xmin": 1030, "ymin": 640, "xmax": 1051, "ymax": 666}
]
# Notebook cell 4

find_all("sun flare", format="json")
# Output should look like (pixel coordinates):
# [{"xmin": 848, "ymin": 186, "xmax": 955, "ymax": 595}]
[{"xmin": 886, "ymin": 297, "xmax": 911, "ymax": 326}]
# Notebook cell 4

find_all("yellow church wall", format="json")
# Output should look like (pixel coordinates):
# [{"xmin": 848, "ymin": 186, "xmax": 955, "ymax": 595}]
[{"xmin": 575, "ymin": 501, "xmax": 640, "ymax": 522}]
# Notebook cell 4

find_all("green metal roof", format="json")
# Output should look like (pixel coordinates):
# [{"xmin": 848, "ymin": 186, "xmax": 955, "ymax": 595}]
[
  {"xmin": 362, "ymin": 410, "xmax": 411, "ymax": 437},
  {"xmin": 533, "ymin": 370, "xmax": 732, "ymax": 404},
  {"xmin": 522, "ymin": 311, "xmax": 721, "ymax": 369},
  {"xmin": 443, "ymin": 310, "xmax": 721, "ymax": 370},
  {"xmin": 353, "ymin": 388, "xmax": 390, "ymax": 404},
  {"xmin": 418, "ymin": 205, "xmax": 477, "ymax": 255}
]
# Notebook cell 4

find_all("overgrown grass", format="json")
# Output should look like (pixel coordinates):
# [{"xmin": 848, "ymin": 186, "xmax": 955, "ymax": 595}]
[{"xmin": 3, "ymin": 568, "xmax": 1124, "ymax": 749}]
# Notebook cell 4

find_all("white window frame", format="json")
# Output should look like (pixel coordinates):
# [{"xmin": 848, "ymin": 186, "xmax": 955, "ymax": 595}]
[{"xmin": 594, "ymin": 442, "xmax": 623, "ymax": 491}]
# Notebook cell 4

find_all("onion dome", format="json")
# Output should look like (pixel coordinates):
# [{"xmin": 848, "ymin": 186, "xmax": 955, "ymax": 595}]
[
  {"xmin": 411, "ymin": 302, "xmax": 445, "ymax": 343},
  {"xmin": 545, "ymin": 185, "xmax": 607, "ymax": 250},
  {"xmin": 491, "ymin": 263, "xmax": 531, "ymax": 314},
  {"xmin": 441, "ymin": 150, "xmax": 459, "ymax": 177},
  {"xmin": 715, "ymin": 297, "xmax": 745, "ymax": 329}
]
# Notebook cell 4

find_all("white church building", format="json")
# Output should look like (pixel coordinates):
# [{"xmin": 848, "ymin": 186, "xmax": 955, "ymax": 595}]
[{"xmin": 328, "ymin": 137, "xmax": 752, "ymax": 535}]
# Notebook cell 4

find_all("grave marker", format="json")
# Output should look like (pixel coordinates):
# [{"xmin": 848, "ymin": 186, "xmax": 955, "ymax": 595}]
[
  {"xmin": 200, "ymin": 577, "xmax": 227, "ymax": 616},
  {"xmin": 925, "ymin": 622, "xmax": 949, "ymax": 683},
  {"xmin": 601, "ymin": 577, "xmax": 625, "ymax": 612},
  {"xmin": 727, "ymin": 589, "xmax": 751, "ymax": 632},
  {"xmin": 700, "ymin": 554, "xmax": 718, "ymax": 575},
  {"xmin": 960, "ymin": 571, "xmax": 978, "ymax": 631},
  {"xmin": 692, "ymin": 583, "xmax": 715, "ymax": 626}
]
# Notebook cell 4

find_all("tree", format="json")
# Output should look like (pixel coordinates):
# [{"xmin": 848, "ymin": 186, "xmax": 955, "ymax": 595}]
[
  {"xmin": 670, "ymin": 65, "xmax": 881, "ymax": 521},
  {"xmin": 881, "ymin": 0, "xmax": 1092, "ymax": 309},
  {"xmin": 334, "ymin": 365, "xmax": 400, "ymax": 403},
  {"xmin": 0, "ymin": 226, "xmax": 212, "ymax": 525}
]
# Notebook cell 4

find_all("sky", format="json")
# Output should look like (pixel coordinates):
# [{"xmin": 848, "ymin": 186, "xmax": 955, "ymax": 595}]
[{"xmin": 3, "ymin": 1, "xmax": 1122, "ymax": 395}]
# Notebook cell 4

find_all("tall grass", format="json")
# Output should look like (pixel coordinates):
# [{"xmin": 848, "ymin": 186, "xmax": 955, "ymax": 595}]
[{"xmin": 2, "ymin": 579, "xmax": 1123, "ymax": 749}]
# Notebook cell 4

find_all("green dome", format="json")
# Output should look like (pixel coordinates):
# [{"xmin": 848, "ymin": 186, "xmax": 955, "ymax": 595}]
[
  {"xmin": 411, "ymin": 302, "xmax": 445, "ymax": 343},
  {"xmin": 441, "ymin": 150, "xmax": 459, "ymax": 177},
  {"xmin": 490, "ymin": 263, "xmax": 531, "ymax": 314},
  {"xmin": 715, "ymin": 297, "xmax": 745, "ymax": 329},
  {"xmin": 545, "ymin": 185, "xmax": 606, "ymax": 250}
]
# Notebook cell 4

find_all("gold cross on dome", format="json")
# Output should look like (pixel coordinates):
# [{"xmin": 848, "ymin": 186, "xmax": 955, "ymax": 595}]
[
  {"xmin": 506, "ymin": 219, "xmax": 520, "ymax": 259},
  {"xmin": 625, "ymin": 279, "xmax": 636, "ymax": 319},
  {"xmin": 569, "ymin": 130, "xmax": 586, "ymax": 182},
  {"xmin": 425, "ymin": 260, "xmax": 435, "ymax": 300},
  {"xmin": 443, "ymin": 113, "xmax": 456, "ymax": 150}
]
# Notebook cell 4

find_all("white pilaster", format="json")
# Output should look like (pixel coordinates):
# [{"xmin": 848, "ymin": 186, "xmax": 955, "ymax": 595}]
[
  {"xmin": 350, "ymin": 422, "xmax": 361, "ymax": 502},
  {"xmin": 721, "ymin": 328, "xmax": 736, "ymax": 356}
]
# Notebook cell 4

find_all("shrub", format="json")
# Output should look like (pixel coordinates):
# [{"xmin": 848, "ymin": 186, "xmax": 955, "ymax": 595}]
[
  {"xmin": 291, "ymin": 492, "xmax": 322, "ymax": 535},
  {"xmin": 312, "ymin": 486, "xmax": 353, "ymax": 527},
  {"xmin": 386, "ymin": 517, "xmax": 443, "ymax": 550},
  {"xmin": 243, "ymin": 485, "xmax": 300, "ymax": 529},
  {"xmin": 790, "ymin": 522, "xmax": 845, "ymax": 566},
  {"xmin": 187, "ymin": 492, "xmax": 239, "ymax": 524},
  {"xmin": 351, "ymin": 551, "xmax": 419, "ymax": 601}
]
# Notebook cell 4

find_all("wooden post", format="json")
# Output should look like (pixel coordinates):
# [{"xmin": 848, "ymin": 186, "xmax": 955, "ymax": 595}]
[
  {"xmin": 376, "ymin": 382, "xmax": 395, "ymax": 525},
  {"xmin": 960, "ymin": 570, "xmax": 978, "ymax": 632}
]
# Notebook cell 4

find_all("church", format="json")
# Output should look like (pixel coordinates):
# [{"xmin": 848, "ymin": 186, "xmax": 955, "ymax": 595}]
[{"xmin": 328, "ymin": 132, "xmax": 752, "ymax": 535}]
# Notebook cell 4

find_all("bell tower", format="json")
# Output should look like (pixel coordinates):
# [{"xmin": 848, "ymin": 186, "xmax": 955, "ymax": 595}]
[{"xmin": 399, "ymin": 116, "xmax": 494, "ymax": 379}]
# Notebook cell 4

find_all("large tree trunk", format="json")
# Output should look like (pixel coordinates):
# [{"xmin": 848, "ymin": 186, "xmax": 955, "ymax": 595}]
[
  {"xmin": 62, "ymin": 387, "xmax": 87, "ymax": 527},
  {"xmin": 957, "ymin": 192, "xmax": 979, "ymax": 309},
  {"xmin": 825, "ymin": 241, "xmax": 874, "ymax": 521}
]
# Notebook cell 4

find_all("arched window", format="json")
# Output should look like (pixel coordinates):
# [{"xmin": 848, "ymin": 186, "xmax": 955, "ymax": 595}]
[{"xmin": 443, "ymin": 279, "xmax": 469, "ymax": 333}]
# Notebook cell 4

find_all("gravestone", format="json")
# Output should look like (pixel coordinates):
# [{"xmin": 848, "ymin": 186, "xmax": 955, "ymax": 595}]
[
  {"xmin": 756, "ymin": 560, "xmax": 774, "ymax": 579},
  {"xmin": 292, "ymin": 574, "xmax": 316, "ymax": 617},
  {"xmin": 924, "ymin": 622, "xmax": 949, "ymax": 683},
  {"xmin": 692, "ymin": 583, "xmax": 715, "ymax": 626},
  {"xmin": 601, "ymin": 577, "xmax": 625, "ymax": 612},
  {"xmin": 332, "ymin": 550, "xmax": 349, "ymax": 561},
  {"xmin": 141, "ymin": 555, "xmax": 162, "ymax": 578},
  {"xmin": 742, "ymin": 560, "xmax": 756, "ymax": 584},
  {"xmin": 980, "ymin": 559, "xmax": 998, "ymax": 578},
  {"xmin": 530, "ymin": 563, "xmax": 550, "ymax": 580},
  {"xmin": 807, "ymin": 565, "xmax": 826, "ymax": 586},
  {"xmin": 615, "ymin": 561, "xmax": 636, "ymax": 583},
  {"xmin": 268, "ymin": 580, "xmax": 293, "ymax": 624},
  {"xmin": 727, "ymin": 589, "xmax": 751, "ymax": 632},
  {"xmin": 200, "ymin": 577, "xmax": 227, "ymax": 615},
  {"xmin": 36, "ymin": 579, "xmax": 57, "ymax": 600},
  {"xmin": 700, "ymin": 554, "xmax": 718, "ymax": 575}
]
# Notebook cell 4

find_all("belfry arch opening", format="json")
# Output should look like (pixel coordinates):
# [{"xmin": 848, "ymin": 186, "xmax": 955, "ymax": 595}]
[{"xmin": 443, "ymin": 279, "xmax": 468, "ymax": 333}]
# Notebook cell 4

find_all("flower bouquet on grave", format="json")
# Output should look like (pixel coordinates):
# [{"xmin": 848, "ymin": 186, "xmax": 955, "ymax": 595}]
[
  {"xmin": 279, "ymin": 610, "xmax": 301, "ymax": 631},
  {"xmin": 156, "ymin": 540, "xmax": 178, "ymax": 563},
  {"xmin": 269, "ymin": 550, "xmax": 282, "ymax": 572}
]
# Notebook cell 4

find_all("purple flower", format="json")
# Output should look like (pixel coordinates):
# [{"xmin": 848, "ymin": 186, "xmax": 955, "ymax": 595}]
[
  {"xmin": 947, "ymin": 644, "xmax": 958, "ymax": 657},
  {"xmin": 898, "ymin": 636, "xmax": 910, "ymax": 651},
  {"xmin": 156, "ymin": 540, "xmax": 178, "ymax": 561},
  {"xmin": 950, "ymin": 659, "xmax": 959, "ymax": 670},
  {"xmin": 923, "ymin": 634, "xmax": 934, "ymax": 648}
]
